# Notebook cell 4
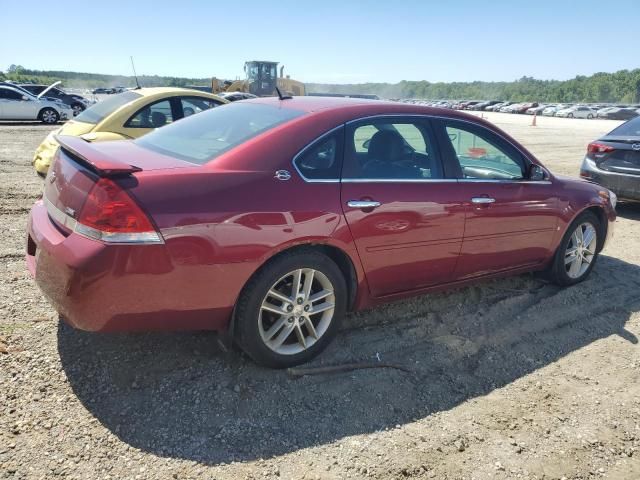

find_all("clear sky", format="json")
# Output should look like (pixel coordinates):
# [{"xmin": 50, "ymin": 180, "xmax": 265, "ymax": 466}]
[{"xmin": 2, "ymin": 0, "xmax": 638, "ymax": 84}]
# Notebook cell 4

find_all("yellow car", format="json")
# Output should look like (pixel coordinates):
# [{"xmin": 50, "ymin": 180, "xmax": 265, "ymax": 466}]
[{"xmin": 33, "ymin": 87, "xmax": 227, "ymax": 175}]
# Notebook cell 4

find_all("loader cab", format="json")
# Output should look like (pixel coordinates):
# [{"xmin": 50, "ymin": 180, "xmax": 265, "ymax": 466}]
[{"xmin": 244, "ymin": 61, "xmax": 278, "ymax": 96}]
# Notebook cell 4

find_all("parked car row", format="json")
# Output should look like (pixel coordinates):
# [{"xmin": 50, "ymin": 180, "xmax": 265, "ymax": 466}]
[
  {"xmin": 400, "ymin": 98, "xmax": 640, "ymax": 120},
  {"xmin": 0, "ymin": 82, "xmax": 74, "ymax": 124}
]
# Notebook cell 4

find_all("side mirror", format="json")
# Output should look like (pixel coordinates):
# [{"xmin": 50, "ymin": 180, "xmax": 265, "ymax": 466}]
[
  {"xmin": 529, "ymin": 164, "xmax": 548, "ymax": 181},
  {"xmin": 21, "ymin": 95, "xmax": 30, "ymax": 101}
]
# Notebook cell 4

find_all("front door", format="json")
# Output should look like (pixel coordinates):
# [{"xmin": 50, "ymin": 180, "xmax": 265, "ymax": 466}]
[
  {"xmin": 434, "ymin": 119, "xmax": 559, "ymax": 280},
  {"xmin": 0, "ymin": 87, "xmax": 35, "ymax": 119},
  {"xmin": 340, "ymin": 117, "xmax": 466, "ymax": 297}
]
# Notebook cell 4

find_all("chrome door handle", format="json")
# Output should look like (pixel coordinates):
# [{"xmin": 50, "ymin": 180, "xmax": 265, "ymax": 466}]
[
  {"xmin": 471, "ymin": 197, "xmax": 495, "ymax": 204},
  {"xmin": 347, "ymin": 200, "xmax": 381, "ymax": 209}
]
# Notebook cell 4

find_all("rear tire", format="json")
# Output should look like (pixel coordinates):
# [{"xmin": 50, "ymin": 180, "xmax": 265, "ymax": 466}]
[
  {"xmin": 234, "ymin": 250, "xmax": 347, "ymax": 368},
  {"xmin": 39, "ymin": 108, "xmax": 59, "ymax": 124},
  {"xmin": 549, "ymin": 211, "xmax": 601, "ymax": 286}
]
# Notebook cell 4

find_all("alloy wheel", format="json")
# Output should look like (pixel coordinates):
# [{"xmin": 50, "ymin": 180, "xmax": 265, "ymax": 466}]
[
  {"xmin": 258, "ymin": 268, "xmax": 335, "ymax": 355},
  {"xmin": 72, "ymin": 105, "xmax": 83, "ymax": 116},
  {"xmin": 564, "ymin": 222, "xmax": 597, "ymax": 279},
  {"xmin": 42, "ymin": 110, "xmax": 58, "ymax": 124}
]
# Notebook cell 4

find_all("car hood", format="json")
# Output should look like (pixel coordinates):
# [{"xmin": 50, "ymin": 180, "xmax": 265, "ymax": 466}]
[
  {"xmin": 36, "ymin": 81, "xmax": 62, "ymax": 100},
  {"xmin": 58, "ymin": 120, "xmax": 96, "ymax": 136}
]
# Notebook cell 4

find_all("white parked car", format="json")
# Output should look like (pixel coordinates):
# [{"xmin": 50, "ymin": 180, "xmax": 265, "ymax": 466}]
[
  {"xmin": 0, "ymin": 83, "xmax": 73, "ymax": 124},
  {"xmin": 555, "ymin": 105, "xmax": 595, "ymax": 119}
]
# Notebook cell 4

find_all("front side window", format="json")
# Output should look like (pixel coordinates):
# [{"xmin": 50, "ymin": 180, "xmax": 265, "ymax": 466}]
[
  {"xmin": 294, "ymin": 130, "xmax": 342, "ymax": 180},
  {"xmin": 125, "ymin": 99, "xmax": 174, "ymax": 128},
  {"xmin": 0, "ymin": 88, "xmax": 23, "ymax": 100},
  {"xmin": 443, "ymin": 121, "xmax": 525, "ymax": 180},
  {"xmin": 344, "ymin": 119, "xmax": 441, "ymax": 180},
  {"xmin": 180, "ymin": 96, "xmax": 220, "ymax": 118}
]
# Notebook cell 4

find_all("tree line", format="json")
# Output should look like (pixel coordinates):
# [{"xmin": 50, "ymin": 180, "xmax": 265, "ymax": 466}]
[
  {"xmin": 309, "ymin": 70, "xmax": 640, "ymax": 103},
  {"xmin": 1, "ymin": 65, "xmax": 210, "ymax": 89},
  {"xmin": 2, "ymin": 65, "xmax": 640, "ymax": 103}
]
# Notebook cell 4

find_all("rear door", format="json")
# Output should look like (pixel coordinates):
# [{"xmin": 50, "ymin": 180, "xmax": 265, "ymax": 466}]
[
  {"xmin": 433, "ymin": 118, "xmax": 558, "ymax": 280},
  {"xmin": 340, "ymin": 116, "xmax": 466, "ymax": 297}
]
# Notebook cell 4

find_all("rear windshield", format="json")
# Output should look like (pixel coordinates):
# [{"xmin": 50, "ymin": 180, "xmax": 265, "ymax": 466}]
[
  {"xmin": 608, "ymin": 116, "xmax": 640, "ymax": 137},
  {"xmin": 75, "ymin": 91, "xmax": 142, "ymax": 124},
  {"xmin": 135, "ymin": 102, "xmax": 305, "ymax": 164}
]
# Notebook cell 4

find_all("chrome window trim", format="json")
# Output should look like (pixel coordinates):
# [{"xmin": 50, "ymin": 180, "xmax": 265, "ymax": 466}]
[
  {"xmin": 291, "ymin": 125, "xmax": 343, "ymax": 183},
  {"xmin": 293, "ymin": 114, "xmax": 553, "ymax": 185},
  {"xmin": 341, "ymin": 178, "xmax": 458, "ymax": 183},
  {"xmin": 344, "ymin": 113, "xmax": 543, "ymax": 177}
]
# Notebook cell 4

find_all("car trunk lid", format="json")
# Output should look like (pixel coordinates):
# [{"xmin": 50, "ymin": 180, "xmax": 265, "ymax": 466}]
[
  {"xmin": 595, "ymin": 137, "xmax": 640, "ymax": 176},
  {"xmin": 44, "ymin": 136, "xmax": 195, "ymax": 235}
]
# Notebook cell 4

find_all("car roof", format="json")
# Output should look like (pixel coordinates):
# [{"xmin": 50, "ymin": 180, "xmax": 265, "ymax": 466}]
[
  {"xmin": 120, "ymin": 87, "xmax": 227, "ymax": 104},
  {"xmin": 245, "ymin": 95, "xmax": 488, "ymax": 123}
]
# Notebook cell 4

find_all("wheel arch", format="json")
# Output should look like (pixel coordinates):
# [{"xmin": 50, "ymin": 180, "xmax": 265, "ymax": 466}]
[
  {"xmin": 224, "ymin": 242, "xmax": 361, "ymax": 345},
  {"xmin": 563, "ymin": 204, "xmax": 608, "ymax": 253}
]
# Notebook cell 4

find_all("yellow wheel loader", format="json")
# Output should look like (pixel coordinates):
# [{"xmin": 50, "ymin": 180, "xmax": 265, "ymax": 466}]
[{"xmin": 212, "ymin": 61, "xmax": 305, "ymax": 97}]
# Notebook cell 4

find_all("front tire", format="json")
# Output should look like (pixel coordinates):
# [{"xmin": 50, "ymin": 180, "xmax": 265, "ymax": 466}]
[
  {"xmin": 235, "ymin": 250, "xmax": 347, "ymax": 368},
  {"xmin": 567, "ymin": 113, "xmax": 574, "ymax": 118},
  {"xmin": 549, "ymin": 211, "xmax": 601, "ymax": 286},
  {"xmin": 39, "ymin": 108, "xmax": 59, "ymax": 124},
  {"xmin": 72, "ymin": 104, "xmax": 84, "ymax": 116}
]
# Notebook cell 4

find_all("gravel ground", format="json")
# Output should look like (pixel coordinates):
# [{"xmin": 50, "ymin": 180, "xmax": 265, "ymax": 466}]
[{"xmin": 1, "ymin": 114, "xmax": 639, "ymax": 480}]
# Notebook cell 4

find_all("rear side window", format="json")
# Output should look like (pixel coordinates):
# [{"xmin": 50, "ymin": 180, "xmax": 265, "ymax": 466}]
[
  {"xmin": 294, "ymin": 129, "xmax": 343, "ymax": 181},
  {"xmin": 442, "ymin": 121, "xmax": 525, "ymax": 180},
  {"xmin": 344, "ymin": 118, "xmax": 441, "ymax": 180},
  {"xmin": 75, "ymin": 91, "xmax": 142, "ymax": 124},
  {"xmin": 125, "ymin": 99, "xmax": 174, "ymax": 128},
  {"xmin": 608, "ymin": 116, "xmax": 640, "ymax": 136},
  {"xmin": 135, "ymin": 102, "xmax": 304, "ymax": 165},
  {"xmin": 180, "ymin": 96, "xmax": 220, "ymax": 117}
]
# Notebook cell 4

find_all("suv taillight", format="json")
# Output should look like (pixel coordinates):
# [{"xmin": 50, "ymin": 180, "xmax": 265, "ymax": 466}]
[{"xmin": 75, "ymin": 178, "xmax": 162, "ymax": 244}]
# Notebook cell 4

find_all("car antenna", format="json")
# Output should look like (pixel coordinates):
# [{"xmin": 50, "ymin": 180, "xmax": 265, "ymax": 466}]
[
  {"xmin": 275, "ymin": 86, "xmax": 292, "ymax": 100},
  {"xmin": 130, "ymin": 56, "xmax": 141, "ymax": 90}
]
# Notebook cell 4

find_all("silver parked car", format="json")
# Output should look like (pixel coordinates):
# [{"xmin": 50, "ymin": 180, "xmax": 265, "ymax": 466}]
[{"xmin": 0, "ymin": 83, "xmax": 73, "ymax": 124}]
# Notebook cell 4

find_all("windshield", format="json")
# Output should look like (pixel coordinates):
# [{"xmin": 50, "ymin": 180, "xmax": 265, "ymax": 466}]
[
  {"xmin": 608, "ymin": 116, "xmax": 640, "ymax": 137},
  {"xmin": 135, "ymin": 102, "xmax": 304, "ymax": 165},
  {"xmin": 75, "ymin": 91, "xmax": 142, "ymax": 124}
]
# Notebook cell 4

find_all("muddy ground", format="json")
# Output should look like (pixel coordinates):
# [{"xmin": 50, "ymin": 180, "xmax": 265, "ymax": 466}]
[{"xmin": 1, "ymin": 113, "xmax": 639, "ymax": 480}]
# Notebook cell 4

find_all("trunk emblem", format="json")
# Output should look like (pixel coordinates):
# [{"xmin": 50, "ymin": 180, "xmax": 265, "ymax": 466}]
[
  {"xmin": 49, "ymin": 172, "xmax": 56, "ymax": 183},
  {"xmin": 632, "ymin": 143, "xmax": 640, "ymax": 151},
  {"xmin": 64, "ymin": 207, "xmax": 76, "ymax": 218}
]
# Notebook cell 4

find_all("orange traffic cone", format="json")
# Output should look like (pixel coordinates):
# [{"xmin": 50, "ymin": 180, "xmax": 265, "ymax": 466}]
[{"xmin": 531, "ymin": 112, "xmax": 537, "ymax": 126}]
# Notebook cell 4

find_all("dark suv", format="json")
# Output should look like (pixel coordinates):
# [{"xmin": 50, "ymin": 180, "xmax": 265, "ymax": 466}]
[{"xmin": 18, "ymin": 84, "xmax": 92, "ymax": 117}]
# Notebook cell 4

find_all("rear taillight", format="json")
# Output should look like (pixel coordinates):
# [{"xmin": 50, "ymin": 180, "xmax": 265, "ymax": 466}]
[
  {"xmin": 587, "ymin": 142, "xmax": 614, "ymax": 156},
  {"xmin": 75, "ymin": 178, "xmax": 162, "ymax": 244}
]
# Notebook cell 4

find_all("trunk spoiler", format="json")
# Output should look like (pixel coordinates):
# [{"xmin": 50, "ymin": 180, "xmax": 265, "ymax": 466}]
[{"xmin": 55, "ymin": 135, "xmax": 142, "ymax": 176}]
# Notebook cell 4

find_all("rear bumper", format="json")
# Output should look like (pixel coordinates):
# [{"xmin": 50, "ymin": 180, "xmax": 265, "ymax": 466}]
[
  {"xmin": 26, "ymin": 200, "xmax": 243, "ymax": 332},
  {"xmin": 580, "ymin": 157, "xmax": 640, "ymax": 201}
]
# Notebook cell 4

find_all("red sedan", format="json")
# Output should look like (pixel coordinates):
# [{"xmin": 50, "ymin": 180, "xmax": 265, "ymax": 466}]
[{"xmin": 27, "ymin": 97, "xmax": 616, "ymax": 368}]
